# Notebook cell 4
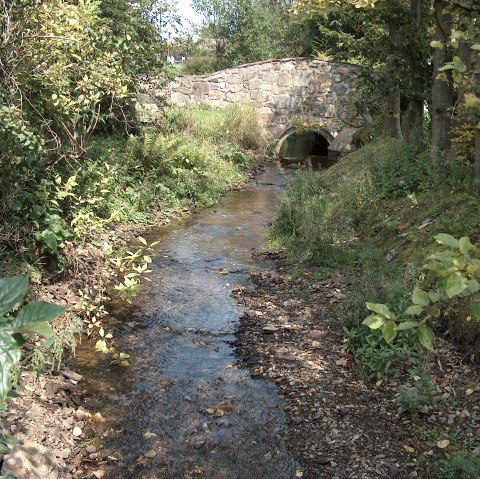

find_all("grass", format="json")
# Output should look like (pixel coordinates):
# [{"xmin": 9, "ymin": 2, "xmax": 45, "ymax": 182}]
[{"xmin": 270, "ymin": 138, "xmax": 480, "ymax": 365}]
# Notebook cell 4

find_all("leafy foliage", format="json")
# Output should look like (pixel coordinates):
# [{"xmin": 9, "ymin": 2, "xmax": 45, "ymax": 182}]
[
  {"xmin": 192, "ymin": 0, "xmax": 314, "ymax": 70},
  {"xmin": 0, "ymin": 275, "xmax": 65, "ymax": 455},
  {"xmin": 439, "ymin": 451, "xmax": 480, "ymax": 479},
  {"xmin": 0, "ymin": 0, "xmax": 164, "ymax": 261},
  {"xmin": 396, "ymin": 367, "xmax": 434, "ymax": 412}
]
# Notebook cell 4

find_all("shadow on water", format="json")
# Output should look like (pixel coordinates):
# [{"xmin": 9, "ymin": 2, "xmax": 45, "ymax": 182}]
[{"xmin": 74, "ymin": 164, "xmax": 301, "ymax": 478}]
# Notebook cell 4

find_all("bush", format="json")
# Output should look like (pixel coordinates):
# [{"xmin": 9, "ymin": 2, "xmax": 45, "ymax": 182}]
[
  {"xmin": 440, "ymin": 452, "xmax": 480, "ymax": 479},
  {"xmin": 271, "ymin": 137, "xmax": 480, "ymax": 378}
]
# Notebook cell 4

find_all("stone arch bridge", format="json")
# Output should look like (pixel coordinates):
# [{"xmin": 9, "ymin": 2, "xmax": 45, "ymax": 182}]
[{"xmin": 138, "ymin": 58, "xmax": 359, "ymax": 161}]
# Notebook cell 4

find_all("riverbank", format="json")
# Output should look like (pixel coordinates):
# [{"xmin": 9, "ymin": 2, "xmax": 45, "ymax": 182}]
[
  {"xmin": 233, "ymin": 254, "xmax": 480, "ymax": 479},
  {"xmin": 0, "ymin": 105, "xmax": 268, "ymax": 478}
]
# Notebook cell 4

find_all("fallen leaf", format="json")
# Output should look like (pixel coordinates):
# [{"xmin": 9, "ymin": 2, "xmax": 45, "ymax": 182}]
[
  {"xmin": 93, "ymin": 471, "xmax": 105, "ymax": 479},
  {"xmin": 216, "ymin": 401, "xmax": 233, "ymax": 412},
  {"xmin": 144, "ymin": 449, "xmax": 156, "ymax": 458},
  {"xmin": 335, "ymin": 358, "xmax": 348, "ymax": 367},
  {"xmin": 466, "ymin": 388, "xmax": 474, "ymax": 396},
  {"xmin": 437, "ymin": 439, "xmax": 450, "ymax": 449},
  {"xmin": 93, "ymin": 412, "xmax": 106, "ymax": 422},
  {"xmin": 403, "ymin": 445, "xmax": 415, "ymax": 453}
]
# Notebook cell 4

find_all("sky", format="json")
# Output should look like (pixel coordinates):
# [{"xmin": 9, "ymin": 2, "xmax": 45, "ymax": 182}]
[{"xmin": 176, "ymin": 0, "xmax": 203, "ymax": 31}]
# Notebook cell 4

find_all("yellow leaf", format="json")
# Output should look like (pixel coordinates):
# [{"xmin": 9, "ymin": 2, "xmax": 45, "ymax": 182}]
[
  {"xmin": 403, "ymin": 445, "xmax": 415, "ymax": 453},
  {"xmin": 437, "ymin": 439, "xmax": 450, "ymax": 449}
]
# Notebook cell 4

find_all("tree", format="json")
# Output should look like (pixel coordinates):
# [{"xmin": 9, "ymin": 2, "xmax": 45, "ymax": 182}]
[
  {"xmin": 292, "ymin": 0, "xmax": 432, "ymax": 140},
  {"xmin": 0, "ymin": 0, "xmax": 169, "ymax": 255},
  {"xmin": 431, "ymin": 0, "xmax": 455, "ymax": 152},
  {"xmin": 192, "ymin": 0, "xmax": 308, "ymax": 69}
]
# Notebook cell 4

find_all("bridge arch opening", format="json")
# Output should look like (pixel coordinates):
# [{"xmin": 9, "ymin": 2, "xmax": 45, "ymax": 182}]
[{"xmin": 276, "ymin": 128, "xmax": 333, "ymax": 169}]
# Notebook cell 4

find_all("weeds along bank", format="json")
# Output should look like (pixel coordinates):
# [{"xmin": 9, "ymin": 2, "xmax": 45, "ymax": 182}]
[
  {"xmin": 270, "ymin": 139, "xmax": 480, "ymax": 477},
  {"xmin": 0, "ymin": 103, "xmax": 266, "ymax": 404}
]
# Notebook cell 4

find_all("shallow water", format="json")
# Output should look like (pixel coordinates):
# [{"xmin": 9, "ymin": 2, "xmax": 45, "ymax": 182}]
[{"xmin": 75, "ymin": 164, "xmax": 299, "ymax": 478}]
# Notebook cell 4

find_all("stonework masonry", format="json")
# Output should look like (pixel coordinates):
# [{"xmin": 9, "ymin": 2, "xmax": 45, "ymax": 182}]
[{"xmin": 138, "ymin": 58, "xmax": 358, "ymax": 142}]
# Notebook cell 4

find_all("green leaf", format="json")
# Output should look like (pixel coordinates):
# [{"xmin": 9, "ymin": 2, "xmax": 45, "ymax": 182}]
[
  {"xmin": 459, "ymin": 236, "xmax": 476, "ymax": 255},
  {"xmin": 465, "ymin": 94, "xmax": 480, "ymax": 109},
  {"xmin": 427, "ymin": 250, "xmax": 455, "ymax": 262},
  {"xmin": 445, "ymin": 272, "xmax": 468, "ymax": 298},
  {"xmin": 429, "ymin": 291, "xmax": 441, "ymax": 303},
  {"xmin": 434, "ymin": 233, "xmax": 459, "ymax": 249},
  {"xmin": 470, "ymin": 302, "xmax": 480, "ymax": 319},
  {"xmin": 0, "ymin": 276, "xmax": 29, "ymax": 315},
  {"xmin": 438, "ymin": 64, "xmax": 455, "ymax": 71},
  {"xmin": 362, "ymin": 314, "xmax": 386, "ymax": 330},
  {"xmin": 452, "ymin": 56, "xmax": 466, "ymax": 72},
  {"xmin": 0, "ymin": 333, "xmax": 21, "ymax": 402},
  {"xmin": 382, "ymin": 321, "xmax": 397, "ymax": 344},
  {"xmin": 423, "ymin": 261, "xmax": 446, "ymax": 274},
  {"xmin": 472, "ymin": 44, "xmax": 480, "ymax": 51},
  {"xmin": 0, "ymin": 442, "xmax": 10, "ymax": 455},
  {"xmin": 11, "ymin": 302, "xmax": 65, "ymax": 336},
  {"xmin": 418, "ymin": 325, "xmax": 435, "ymax": 351},
  {"xmin": 365, "ymin": 302, "xmax": 394, "ymax": 319},
  {"xmin": 431, "ymin": 307, "xmax": 441, "ymax": 318},
  {"xmin": 468, "ymin": 279, "xmax": 480, "ymax": 294},
  {"xmin": 0, "ymin": 434, "xmax": 21, "ymax": 445},
  {"xmin": 395, "ymin": 321, "xmax": 418, "ymax": 331},
  {"xmin": 430, "ymin": 40, "xmax": 443, "ymax": 49},
  {"xmin": 15, "ymin": 323, "xmax": 55, "ymax": 339},
  {"xmin": 412, "ymin": 289, "xmax": 430, "ymax": 307},
  {"xmin": 405, "ymin": 305, "xmax": 424, "ymax": 316},
  {"xmin": 467, "ymin": 264, "xmax": 480, "ymax": 275}
]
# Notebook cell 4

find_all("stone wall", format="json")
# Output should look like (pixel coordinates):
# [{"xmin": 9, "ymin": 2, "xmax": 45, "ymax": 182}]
[{"xmin": 138, "ymin": 58, "xmax": 358, "ymax": 139}]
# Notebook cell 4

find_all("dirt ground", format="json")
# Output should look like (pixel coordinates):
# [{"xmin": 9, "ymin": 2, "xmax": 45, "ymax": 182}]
[{"xmin": 232, "ymin": 253, "xmax": 480, "ymax": 479}]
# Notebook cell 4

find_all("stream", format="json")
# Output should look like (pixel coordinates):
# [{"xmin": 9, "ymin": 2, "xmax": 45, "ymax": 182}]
[{"xmin": 75, "ymin": 164, "xmax": 300, "ymax": 478}]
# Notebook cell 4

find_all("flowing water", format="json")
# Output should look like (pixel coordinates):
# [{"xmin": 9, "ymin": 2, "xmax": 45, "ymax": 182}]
[{"xmin": 75, "ymin": 164, "xmax": 299, "ymax": 478}]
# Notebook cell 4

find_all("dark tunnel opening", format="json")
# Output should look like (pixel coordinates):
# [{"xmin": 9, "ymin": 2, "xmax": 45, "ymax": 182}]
[{"xmin": 278, "ymin": 131, "xmax": 331, "ymax": 169}]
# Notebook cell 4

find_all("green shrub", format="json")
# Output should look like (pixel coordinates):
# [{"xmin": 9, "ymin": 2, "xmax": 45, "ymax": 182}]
[
  {"xmin": 343, "ymin": 325, "xmax": 423, "ymax": 379},
  {"xmin": 396, "ymin": 367, "xmax": 434, "ymax": 412},
  {"xmin": 440, "ymin": 452, "xmax": 480, "ymax": 479}
]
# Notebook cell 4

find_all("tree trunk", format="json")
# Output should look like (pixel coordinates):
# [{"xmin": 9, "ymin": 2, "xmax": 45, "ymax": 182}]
[
  {"xmin": 473, "ymin": 16, "xmax": 480, "ymax": 180},
  {"xmin": 384, "ymin": 22, "xmax": 403, "ymax": 140},
  {"xmin": 431, "ymin": 0, "xmax": 454, "ymax": 153},
  {"xmin": 405, "ymin": 0, "xmax": 427, "ymax": 139},
  {"xmin": 384, "ymin": 91, "xmax": 403, "ymax": 139},
  {"xmin": 475, "ymin": 128, "xmax": 480, "ymax": 181}
]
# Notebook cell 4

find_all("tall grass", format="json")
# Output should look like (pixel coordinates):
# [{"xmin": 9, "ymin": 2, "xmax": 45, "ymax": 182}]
[{"xmin": 270, "ymin": 137, "xmax": 476, "ymax": 340}]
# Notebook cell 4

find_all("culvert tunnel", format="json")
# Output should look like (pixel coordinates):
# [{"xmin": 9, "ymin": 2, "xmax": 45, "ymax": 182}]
[{"xmin": 277, "ymin": 130, "xmax": 332, "ymax": 169}]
